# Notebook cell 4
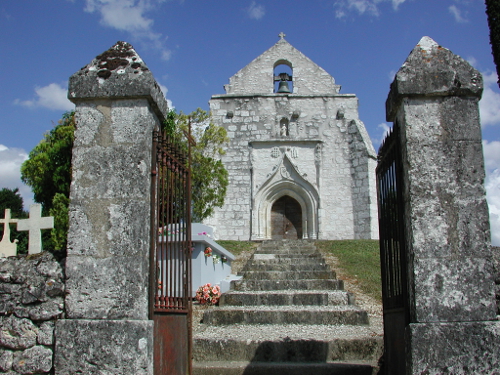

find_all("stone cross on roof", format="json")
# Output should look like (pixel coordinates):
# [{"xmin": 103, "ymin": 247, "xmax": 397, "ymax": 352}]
[
  {"xmin": 0, "ymin": 209, "xmax": 19, "ymax": 257},
  {"xmin": 17, "ymin": 204, "xmax": 54, "ymax": 255},
  {"xmin": 278, "ymin": 32, "xmax": 286, "ymax": 40}
]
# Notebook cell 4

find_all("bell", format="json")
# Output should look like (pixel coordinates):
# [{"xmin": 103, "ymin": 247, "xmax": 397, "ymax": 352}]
[{"xmin": 277, "ymin": 80, "xmax": 291, "ymax": 93}]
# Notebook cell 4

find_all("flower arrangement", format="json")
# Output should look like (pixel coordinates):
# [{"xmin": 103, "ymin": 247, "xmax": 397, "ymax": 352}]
[
  {"xmin": 213, "ymin": 255, "xmax": 220, "ymax": 264},
  {"xmin": 195, "ymin": 283, "xmax": 221, "ymax": 305},
  {"xmin": 221, "ymin": 255, "xmax": 227, "ymax": 263},
  {"xmin": 204, "ymin": 247, "xmax": 212, "ymax": 257}
]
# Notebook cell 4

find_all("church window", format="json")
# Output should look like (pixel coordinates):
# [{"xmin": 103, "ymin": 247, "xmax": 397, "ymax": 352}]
[{"xmin": 274, "ymin": 60, "xmax": 293, "ymax": 93}]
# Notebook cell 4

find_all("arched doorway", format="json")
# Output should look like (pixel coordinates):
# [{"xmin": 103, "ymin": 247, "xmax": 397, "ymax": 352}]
[{"xmin": 271, "ymin": 195, "xmax": 302, "ymax": 239}]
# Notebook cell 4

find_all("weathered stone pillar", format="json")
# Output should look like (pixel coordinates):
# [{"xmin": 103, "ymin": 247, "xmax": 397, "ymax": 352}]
[
  {"xmin": 54, "ymin": 42, "xmax": 167, "ymax": 374},
  {"xmin": 386, "ymin": 36, "xmax": 500, "ymax": 374}
]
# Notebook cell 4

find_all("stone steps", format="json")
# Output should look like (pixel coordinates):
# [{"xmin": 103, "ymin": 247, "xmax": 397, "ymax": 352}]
[
  {"xmin": 231, "ymin": 278, "xmax": 345, "ymax": 291},
  {"xmin": 242, "ymin": 262, "xmax": 330, "ymax": 271},
  {"xmin": 193, "ymin": 361, "xmax": 375, "ymax": 375},
  {"xmin": 254, "ymin": 248, "xmax": 319, "ymax": 255},
  {"xmin": 192, "ymin": 240, "xmax": 382, "ymax": 374},
  {"xmin": 240, "ymin": 270, "xmax": 337, "ymax": 280},
  {"xmin": 193, "ymin": 323, "xmax": 383, "ymax": 363},
  {"xmin": 252, "ymin": 253, "xmax": 323, "ymax": 259},
  {"xmin": 219, "ymin": 290, "xmax": 353, "ymax": 306},
  {"xmin": 202, "ymin": 305, "xmax": 369, "ymax": 325}
]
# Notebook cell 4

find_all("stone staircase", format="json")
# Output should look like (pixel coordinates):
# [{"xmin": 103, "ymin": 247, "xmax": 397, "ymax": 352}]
[{"xmin": 193, "ymin": 240, "xmax": 383, "ymax": 375}]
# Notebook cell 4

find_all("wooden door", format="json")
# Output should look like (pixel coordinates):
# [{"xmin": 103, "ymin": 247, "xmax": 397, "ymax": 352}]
[{"xmin": 271, "ymin": 196, "xmax": 302, "ymax": 239}]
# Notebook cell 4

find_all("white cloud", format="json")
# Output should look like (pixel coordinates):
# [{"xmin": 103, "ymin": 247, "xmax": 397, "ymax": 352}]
[
  {"xmin": 479, "ymin": 71, "xmax": 500, "ymax": 127},
  {"xmin": 85, "ymin": 0, "xmax": 153, "ymax": 31},
  {"xmin": 159, "ymin": 83, "xmax": 168, "ymax": 98},
  {"xmin": 486, "ymin": 169, "xmax": 500, "ymax": 246},
  {"xmin": 484, "ymin": 140, "xmax": 500, "ymax": 246},
  {"xmin": 247, "ymin": 2, "xmax": 265, "ymax": 20},
  {"xmin": 84, "ymin": 0, "xmax": 171, "ymax": 61},
  {"xmin": 449, "ymin": 5, "xmax": 468, "ymax": 23},
  {"xmin": 371, "ymin": 122, "xmax": 391, "ymax": 149},
  {"xmin": 0, "ymin": 145, "xmax": 34, "ymax": 210},
  {"xmin": 334, "ymin": 0, "xmax": 408, "ymax": 18},
  {"xmin": 388, "ymin": 69, "xmax": 397, "ymax": 82},
  {"xmin": 15, "ymin": 83, "xmax": 74, "ymax": 111},
  {"xmin": 466, "ymin": 56, "xmax": 478, "ymax": 68},
  {"xmin": 161, "ymin": 49, "xmax": 172, "ymax": 62},
  {"xmin": 390, "ymin": 0, "xmax": 406, "ymax": 10}
]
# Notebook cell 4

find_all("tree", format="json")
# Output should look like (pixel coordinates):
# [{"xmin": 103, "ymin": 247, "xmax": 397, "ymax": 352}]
[
  {"xmin": 21, "ymin": 111, "xmax": 75, "ymax": 255},
  {"xmin": 0, "ymin": 188, "xmax": 24, "ymax": 217},
  {"xmin": 0, "ymin": 187, "xmax": 28, "ymax": 253},
  {"xmin": 486, "ymin": 0, "xmax": 500, "ymax": 87},
  {"xmin": 21, "ymin": 108, "xmax": 228, "ymax": 255},
  {"xmin": 165, "ymin": 108, "xmax": 229, "ymax": 222},
  {"xmin": 21, "ymin": 112, "xmax": 75, "ymax": 212}
]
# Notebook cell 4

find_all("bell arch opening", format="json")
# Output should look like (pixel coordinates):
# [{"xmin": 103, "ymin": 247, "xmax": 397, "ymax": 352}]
[{"xmin": 274, "ymin": 60, "xmax": 293, "ymax": 93}]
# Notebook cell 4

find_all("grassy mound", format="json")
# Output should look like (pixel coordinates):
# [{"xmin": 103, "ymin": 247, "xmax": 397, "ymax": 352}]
[{"xmin": 315, "ymin": 240, "xmax": 381, "ymax": 303}]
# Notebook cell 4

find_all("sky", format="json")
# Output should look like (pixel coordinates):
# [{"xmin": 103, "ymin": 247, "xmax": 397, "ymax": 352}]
[{"xmin": 0, "ymin": 0, "xmax": 499, "ymax": 245}]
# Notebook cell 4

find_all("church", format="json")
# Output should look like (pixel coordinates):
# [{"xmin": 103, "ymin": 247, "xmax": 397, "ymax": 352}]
[{"xmin": 205, "ymin": 34, "xmax": 378, "ymax": 241}]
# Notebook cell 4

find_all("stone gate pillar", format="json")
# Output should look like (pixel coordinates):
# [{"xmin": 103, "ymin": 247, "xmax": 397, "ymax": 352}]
[
  {"xmin": 54, "ymin": 42, "xmax": 168, "ymax": 374},
  {"xmin": 386, "ymin": 36, "xmax": 500, "ymax": 373}
]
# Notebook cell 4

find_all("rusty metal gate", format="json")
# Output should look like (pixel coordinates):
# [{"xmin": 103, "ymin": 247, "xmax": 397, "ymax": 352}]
[
  {"xmin": 150, "ymin": 126, "xmax": 193, "ymax": 375},
  {"xmin": 376, "ymin": 122, "xmax": 409, "ymax": 375}
]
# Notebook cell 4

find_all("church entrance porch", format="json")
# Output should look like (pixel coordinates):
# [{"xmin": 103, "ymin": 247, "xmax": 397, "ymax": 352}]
[
  {"xmin": 271, "ymin": 195, "xmax": 302, "ymax": 239},
  {"xmin": 252, "ymin": 179, "xmax": 318, "ymax": 240}
]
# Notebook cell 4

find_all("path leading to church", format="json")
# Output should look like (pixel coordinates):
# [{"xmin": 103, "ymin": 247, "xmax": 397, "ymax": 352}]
[{"xmin": 193, "ymin": 240, "xmax": 383, "ymax": 375}]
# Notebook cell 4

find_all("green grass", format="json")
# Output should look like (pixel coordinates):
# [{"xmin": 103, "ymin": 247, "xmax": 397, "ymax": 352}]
[
  {"xmin": 315, "ymin": 240, "xmax": 382, "ymax": 303},
  {"xmin": 216, "ymin": 240, "xmax": 260, "ymax": 256}
]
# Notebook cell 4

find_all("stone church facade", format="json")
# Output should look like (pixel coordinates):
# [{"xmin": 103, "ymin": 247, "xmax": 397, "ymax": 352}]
[{"xmin": 206, "ymin": 35, "xmax": 378, "ymax": 241}]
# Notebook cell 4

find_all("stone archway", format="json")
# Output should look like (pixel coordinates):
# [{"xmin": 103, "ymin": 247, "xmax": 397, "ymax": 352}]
[
  {"xmin": 252, "ymin": 181, "xmax": 318, "ymax": 240},
  {"xmin": 271, "ymin": 195, "xmax": 302, "ymax": 239}
]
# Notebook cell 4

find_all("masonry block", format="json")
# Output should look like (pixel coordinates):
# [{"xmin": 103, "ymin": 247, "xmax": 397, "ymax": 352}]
[
  {"xmin": 407, "ymin": 322, "xmax": 500, "ymax": 374},
  {"xmin": 64, "ymin": 256, "xmax": 149, "ymax": 320},
  {"xmin": 55, "ymin": 319, "xmax": 153, "ymax": 375}
]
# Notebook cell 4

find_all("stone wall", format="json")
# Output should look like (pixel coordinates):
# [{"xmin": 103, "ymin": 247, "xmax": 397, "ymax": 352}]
[
  {"xmin": 0, "ymin": 252, "xmax": 64, "ymax": 374},
  {"xmin": 207, "ymin": 37, "xmax": 378, "ymax": 241}
]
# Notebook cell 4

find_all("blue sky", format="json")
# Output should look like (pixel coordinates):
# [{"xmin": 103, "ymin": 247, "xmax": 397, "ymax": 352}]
[{"xmin": 1, "ymin": 0, "xmax": 499, "ymax": 244}]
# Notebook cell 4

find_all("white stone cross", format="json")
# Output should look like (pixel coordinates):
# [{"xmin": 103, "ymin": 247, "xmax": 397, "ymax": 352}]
[
  {"xmin": 17, "ymin": 204, "xmax": 54, "ymax": 255},
  {"xmin": 0, "ymin": 209, "xmax": 19, "ymax": 257},
  {"xmin": 279, "ymin": 32, "xmax": 286, "ymax": 40}
]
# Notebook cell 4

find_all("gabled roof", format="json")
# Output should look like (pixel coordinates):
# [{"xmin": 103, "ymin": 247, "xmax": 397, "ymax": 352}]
[{"xmin": 223, "ymin": 38, "xmax": 341, "ymax": 95}]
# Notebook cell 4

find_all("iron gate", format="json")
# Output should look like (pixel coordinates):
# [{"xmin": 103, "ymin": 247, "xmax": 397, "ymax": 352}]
[
  {"xmin": 376, "ymin": 122, "xmax": 409, "ymax": 375},
  {"xmin": 150, "ymin": 126, "xmax": 193, "ymax": 375}
]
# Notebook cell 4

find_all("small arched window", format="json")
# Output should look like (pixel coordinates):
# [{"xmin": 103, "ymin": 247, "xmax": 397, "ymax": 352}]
[{"xmin": 274, "ymin": 60, "xmax": 293, "ymax": 93}]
